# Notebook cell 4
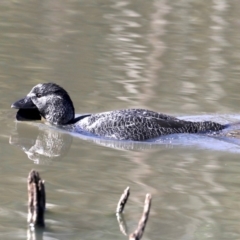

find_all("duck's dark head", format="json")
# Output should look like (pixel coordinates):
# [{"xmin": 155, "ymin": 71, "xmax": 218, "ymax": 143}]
[{"xmin": 11, "ymin": 83, "xmax": 75, "ymax": 125}]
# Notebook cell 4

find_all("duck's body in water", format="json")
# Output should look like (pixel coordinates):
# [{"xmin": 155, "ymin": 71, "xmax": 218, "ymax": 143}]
[
  {"xmin": 73, "ymin": 109, "xmax": 225, "ymax": 140},
  {"xmin": 11, "ymin": 83, "xmax": 227, "ymax": 141}
]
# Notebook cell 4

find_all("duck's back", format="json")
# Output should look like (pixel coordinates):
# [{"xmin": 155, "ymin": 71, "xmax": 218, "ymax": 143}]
[{"xmin": 76, "ymin": 109, "xmax": 225, "ymax": 141}]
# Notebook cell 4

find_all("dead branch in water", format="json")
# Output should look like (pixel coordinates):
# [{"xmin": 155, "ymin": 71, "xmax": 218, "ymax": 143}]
[
  {"xmin": 116, "ymin": 212, "xmax": 128, "ymax": 236},
  {"xmin": 116, "ymin": 187, "xmax": 152, "ymax": 240},
  {"xmin": 129, "ymin": 194, "xmax": 152, "ymax": 240},
  {"xmin": 28, "ymin": 170, "xmax": 46, "ymax": 227},
  {"xmin": 116, "ymin": 187, "xmax": 130, "ymax": 235},
  {"xmin": 116, "ymin": 186, "xmax": 130, "ymax": 213}
]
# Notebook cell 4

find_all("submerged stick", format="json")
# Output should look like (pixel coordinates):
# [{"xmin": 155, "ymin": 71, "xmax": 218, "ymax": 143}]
[
  {"xmin": 129, "ymin": 194, "xmax": 152, "ymax": 240},
  {"xmin": 28, "ymin": 170, "xmax": 46, "ymax": 227},
  {"xmin": 116, "ymin": 186, "xmax": 130, "ymax": 213}
]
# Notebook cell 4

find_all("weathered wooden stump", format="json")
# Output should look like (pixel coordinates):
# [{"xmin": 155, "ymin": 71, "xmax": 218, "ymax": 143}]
[{"xmin": 28, "ymin": 170, "xmax": 46, "ymax": 227}]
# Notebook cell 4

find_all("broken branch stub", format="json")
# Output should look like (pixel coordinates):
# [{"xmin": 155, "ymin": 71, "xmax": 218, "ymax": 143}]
[{"xmin": 28, "ymin": 170, "xmax": 46, "ymax": 227}]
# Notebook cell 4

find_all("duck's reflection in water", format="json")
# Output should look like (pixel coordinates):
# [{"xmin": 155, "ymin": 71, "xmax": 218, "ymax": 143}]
[
  {"xmin": 72, "ymin": 128, "xmax": 240, "ymax": 153},
  {"xmin": 9, "ymin": 122, "xmax": 72, "ymax": 164},
  {"xmin": 9, "ymin": 119, "xmax": 240, "ymax": 164}
]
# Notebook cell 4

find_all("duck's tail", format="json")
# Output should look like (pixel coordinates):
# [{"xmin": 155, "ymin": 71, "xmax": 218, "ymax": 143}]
[
  {"xmin": 184, "ymin": 120, "xmax": 240, "ymax": 134},
  {"xmin": 187, "ymin": 120, "xmax": 240, "ymax": 134}
]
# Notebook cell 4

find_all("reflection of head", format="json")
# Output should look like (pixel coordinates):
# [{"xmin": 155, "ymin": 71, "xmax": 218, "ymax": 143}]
[{"xmin": 9, "ymin": 123, "xmax": 72, "ymax": 164}]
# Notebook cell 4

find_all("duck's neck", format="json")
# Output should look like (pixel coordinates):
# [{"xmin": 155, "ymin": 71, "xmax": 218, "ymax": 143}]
[{"xmin": 40, "ymin": 95, "xmax": 75, "ymax": 125}]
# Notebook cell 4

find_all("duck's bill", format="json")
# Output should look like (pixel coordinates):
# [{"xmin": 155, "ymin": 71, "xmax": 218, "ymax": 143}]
[
  {"xmin": 11, "ymin": 96, "xmax": 41, "ymax": 121},
  {"xmin": 16, "ymin": 108, "xmax": 41, "ymax": 121},
  {"xmin": 11, "ymin": 96, "xmax": 36, "ymax": 109}
]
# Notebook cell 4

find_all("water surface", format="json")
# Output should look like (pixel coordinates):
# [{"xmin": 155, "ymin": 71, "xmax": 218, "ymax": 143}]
[{"xmin": 1, "ymin": 0, "xmax": 240, "ymax": 239}]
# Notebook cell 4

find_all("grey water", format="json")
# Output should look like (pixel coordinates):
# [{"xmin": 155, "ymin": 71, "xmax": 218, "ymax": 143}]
[{"xmin": 1, "ymin": 0, "xmax": 240, "ymax": 239}]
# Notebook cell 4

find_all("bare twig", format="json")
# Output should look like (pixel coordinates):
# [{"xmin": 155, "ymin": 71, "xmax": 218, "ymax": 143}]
[
  {"xmin": 116, "ymin": 186, "xmax": 130, "ymax": 213},
  {"xmin": 28, "ymin": 170, "xmax": 46, "ymax": 227},
  {"xmin": 116, "ymin": 212, "xmax": 128, "ymax": 236},
  {"xmin": 129, "ymin": 194, "xmax": 152, "ymax": 240}
]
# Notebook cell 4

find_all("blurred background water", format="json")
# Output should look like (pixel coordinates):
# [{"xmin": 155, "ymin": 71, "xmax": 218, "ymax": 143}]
[{"xmin": 1, "ymin": 0, "xmax": 240, "ymax": 239}]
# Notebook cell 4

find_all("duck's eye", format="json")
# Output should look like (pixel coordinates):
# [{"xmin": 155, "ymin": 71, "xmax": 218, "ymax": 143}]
[{"xmin": 36, "ymin": 93, "xmax": 42, "ymax": 98}]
